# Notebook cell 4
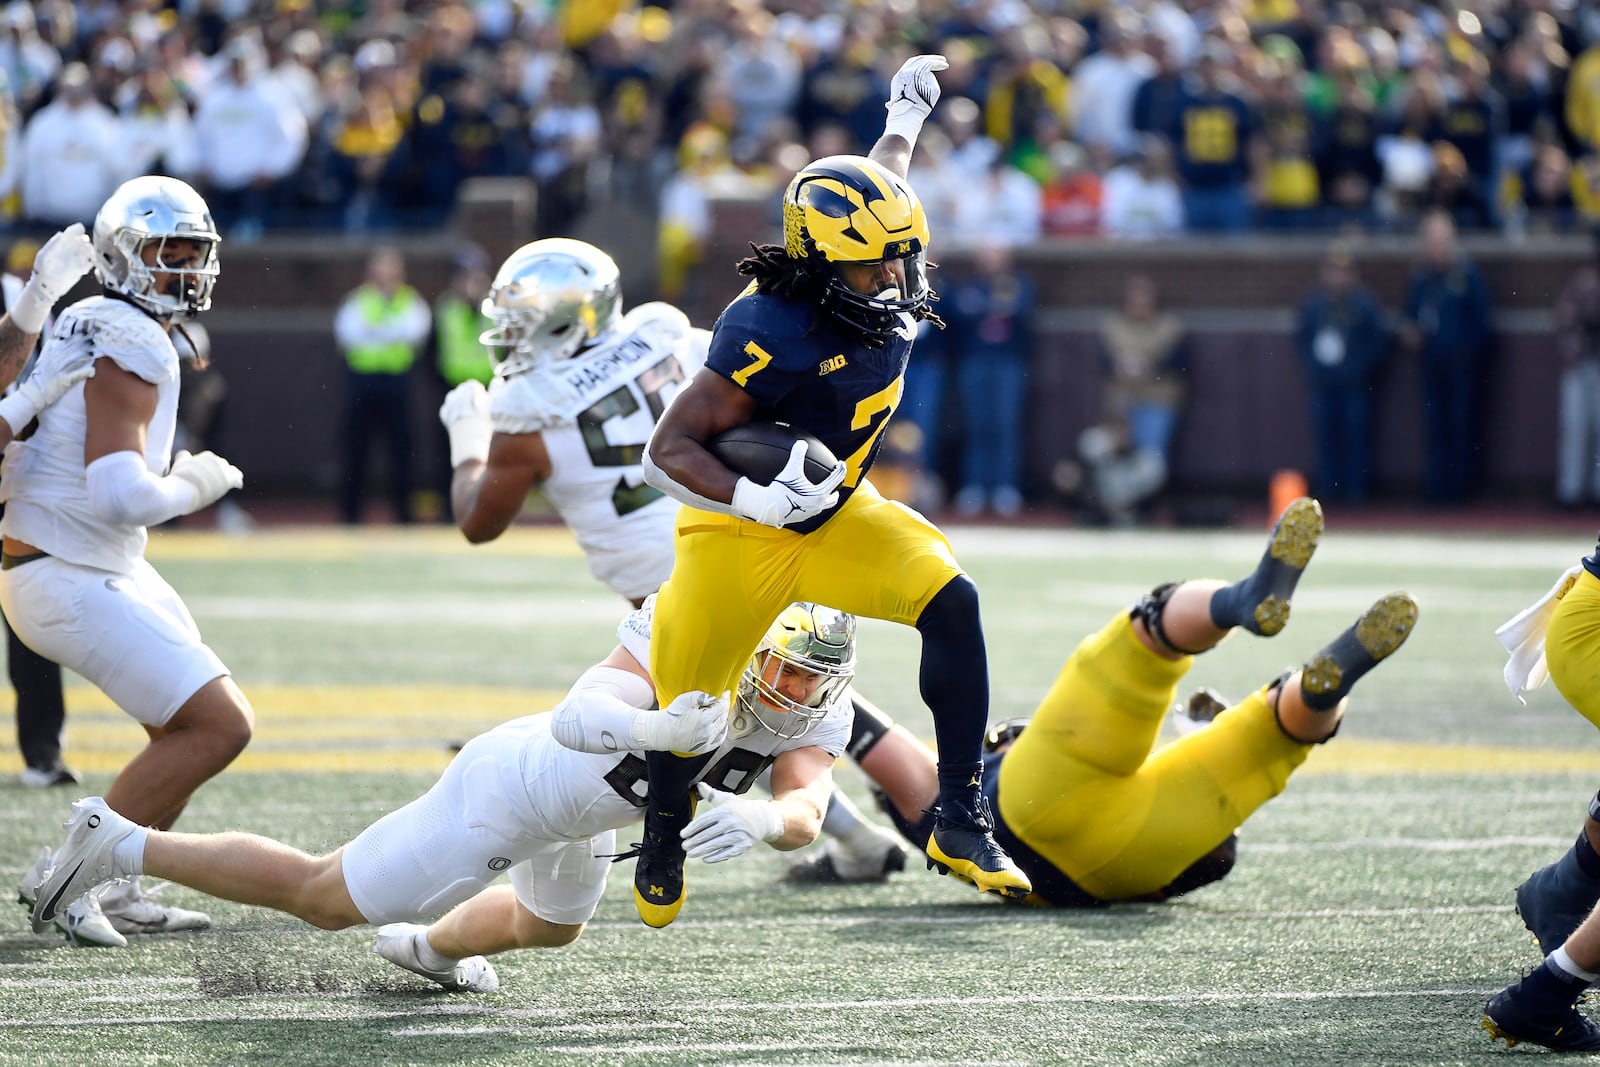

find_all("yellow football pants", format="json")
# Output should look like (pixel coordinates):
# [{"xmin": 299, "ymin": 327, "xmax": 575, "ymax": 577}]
[
  {"xmin": 997, "ymin": 613, "xmax": 1314, "ymax": 901},
  {"xmin": 1548, "ymin": 569, "xmax": 1600, "ymax": 729},
  {"xmin": 649, "ymin": 481, "xmax": 964, "ymax": 707}
]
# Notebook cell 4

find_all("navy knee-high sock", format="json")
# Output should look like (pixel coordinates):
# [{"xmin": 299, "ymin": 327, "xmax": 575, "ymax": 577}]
[
  {"xmin": 643, "ymin": 750, "xmax": 713, "ymax": 841},
  {"xmin": 915, "ymin": 576, "xmax": 987, "ymax": 798}
]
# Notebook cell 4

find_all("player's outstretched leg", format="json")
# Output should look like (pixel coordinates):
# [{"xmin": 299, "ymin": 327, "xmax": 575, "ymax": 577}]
[
  {"xmin": 1298, "ymin": 592, "xmax": 1419, "ymax": 711},
  {"xmin": 1483, "ymin": 962, "xmax": 1600, "ymax": 1052},
  {"xmin": 1207, "ymin": 497, "xmax": 1323, "ymax": 637}
]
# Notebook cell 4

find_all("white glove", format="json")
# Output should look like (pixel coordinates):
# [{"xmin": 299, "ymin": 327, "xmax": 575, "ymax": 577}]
[
  {"xmin": 634, "ymin": 689, "xmax": 730, "ymax": 754},
  {"xmin": 0, "ymin": 360, "xmax": 94, "ymax": 434},
  {"xmin": 884, "ymin": 54, "xmax": 948, "ymax": 148},
  {"xmin": 10, "ymin": 223, "xmax": 96, "ymax": 335},
  {"xmin": 730, "ymin": 440, "xmax": 846, "ymax": 527},
  {"xmin": 681, "ymin": 783, "xmax": 785, "ymax": 863},
  {"xmin": 887, "ymin": 54, "xmax": 948, "ymax": 118},
  {"xmin": 169, "ymin": 449, "xmax": 243, "ymax": 510},
  {"xmin": 440, "ymin": 380, "xmax": 492, "ymax": 467}
]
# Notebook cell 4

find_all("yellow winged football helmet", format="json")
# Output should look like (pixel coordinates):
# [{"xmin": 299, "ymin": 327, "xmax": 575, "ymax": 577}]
[{"xmin": 781, "ymin": 155, "xmax": 932, "ymax": 344}]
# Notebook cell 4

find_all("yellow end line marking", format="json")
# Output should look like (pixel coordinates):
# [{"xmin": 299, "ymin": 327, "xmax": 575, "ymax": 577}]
[
  {"xmin": 3, "ymin": 694, "xmax": 1597, "ymax": 778},
  {"xmin": 1298, "ymin": 740, "xmax": 1600, "ymax": 776},
  {"xmin": 35, "ymin": 685, "xmax": 566, "ymax": 719},
  {"xmin": 144, "ymin": 526, "xmax": 585, "ymax": 562}
]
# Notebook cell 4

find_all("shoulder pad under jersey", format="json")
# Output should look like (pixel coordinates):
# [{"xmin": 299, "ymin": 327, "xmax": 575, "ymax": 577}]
[{"xmin": 59, "ymin": 297, "xmax": 173, "ymax": 386}]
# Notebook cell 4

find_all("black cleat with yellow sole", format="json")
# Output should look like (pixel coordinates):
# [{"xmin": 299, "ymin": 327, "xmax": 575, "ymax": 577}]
[
  {"xmin": 925, "ymin": 792, "xmax": 1032, "ymax": 900},
  {"xmin": 1300, "ymin": 592, "xmax": 1419, "ymax": 710},
  {"xmin": 1482, "ymin": 975, "xmax": 1600, "ymax": 1052},
  {"xmin": 1209, "ymin": 496, "xmax": 1324, "ymax": 637},
  {"xmin": 629, "ymin": 795, "xmax": 697, "ymax": 929}
]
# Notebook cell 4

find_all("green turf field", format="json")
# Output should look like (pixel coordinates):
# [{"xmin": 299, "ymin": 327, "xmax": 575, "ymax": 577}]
[{"xmin": 1, "ymin": 521, "xmax": 1596, "ymax": 1065}]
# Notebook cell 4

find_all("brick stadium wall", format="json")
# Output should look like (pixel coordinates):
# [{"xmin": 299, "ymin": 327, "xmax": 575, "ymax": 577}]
[{"xmin": 125, "ymin": 190, "xmax": 1582, "ymax": 502}]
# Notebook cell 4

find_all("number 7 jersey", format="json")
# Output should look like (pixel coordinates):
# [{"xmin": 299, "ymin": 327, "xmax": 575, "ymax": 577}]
[
  {"xmin": 488, "ymin": 302, "xmax": 709, "ymax": 601},
  {"xmin": 705, "ymin": 288, "xmax": 915, "ymax": 534}
]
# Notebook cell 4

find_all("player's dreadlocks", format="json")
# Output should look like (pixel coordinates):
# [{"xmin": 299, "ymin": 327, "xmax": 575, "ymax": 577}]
[{"xmin": 735, "ymin": 243, "xmax": 946, "ymax": 333}]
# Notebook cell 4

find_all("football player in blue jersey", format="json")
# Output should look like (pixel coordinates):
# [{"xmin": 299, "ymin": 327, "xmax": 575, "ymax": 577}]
[{"xmin": 635, "ymin": 54, "xmax": 1033, "ymax": 927}]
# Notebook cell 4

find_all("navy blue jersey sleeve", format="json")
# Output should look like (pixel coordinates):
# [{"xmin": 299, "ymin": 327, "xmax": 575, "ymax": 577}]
[{"xmin": 704, "ymin": 294, "xmax": 811, "ymax": 407}]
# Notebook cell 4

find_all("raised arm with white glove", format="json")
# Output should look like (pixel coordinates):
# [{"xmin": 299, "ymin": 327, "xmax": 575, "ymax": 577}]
[
  {"xmin": 0, "ymin": 359, "xmax": 94, "ymax": 436},
  {"xmin": 9, "ymin": 223, "xmax": 96, "ymax": 335},
  {"xmin": 729, "ymin": 440, "xmax": 847, "ymax": 528},
  {"xmin": 440, "ymin": 379, "xmax": 492, "ymax": 468},
  {"xmin": 681, "ymin": 782, "xmax": 786, "ymax": 863},
  {"xmin": 883, "ymin": 54, "xmax": 948, "ymax": 151}
]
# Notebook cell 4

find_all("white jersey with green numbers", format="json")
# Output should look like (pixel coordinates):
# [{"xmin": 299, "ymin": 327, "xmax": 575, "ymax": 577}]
[{"xmin": 487, "ymin": 302, "xmax": 708, "ymax": 601}]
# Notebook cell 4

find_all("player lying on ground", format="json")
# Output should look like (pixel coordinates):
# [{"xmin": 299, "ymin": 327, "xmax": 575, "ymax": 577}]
[
  {"xmin": 787, "ymin": 498, "xmax": 1420, "ymax": 906},
  {"xmin": 441, "ymin": 239, "xmax": 905, "ymax": 881},
  {"xmin": 27, "ymin": 599, "xmax": 855, "ymax": 992},
  {"xmin": 1481, "ymin": 541, "xmax": 1600, "ymax": 1052}
]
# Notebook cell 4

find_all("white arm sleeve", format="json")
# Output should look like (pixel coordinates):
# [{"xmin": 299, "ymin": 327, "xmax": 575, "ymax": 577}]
[
  {"xmin": 549, "ymin": 665, "xmax": 657, "ymax": 754},
  {"xmin": 641, "ymin": 436, "xmax": 737, "ymax": 516},
  {"xmin": 85, "ymin": 451, "xmax": 201, "ymax": 527}
]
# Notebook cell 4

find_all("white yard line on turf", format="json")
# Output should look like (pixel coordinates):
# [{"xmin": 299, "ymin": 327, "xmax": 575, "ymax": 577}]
[{"xmin": 0, "ymin": 987, "xmax": 1503, "ymax": 1030}]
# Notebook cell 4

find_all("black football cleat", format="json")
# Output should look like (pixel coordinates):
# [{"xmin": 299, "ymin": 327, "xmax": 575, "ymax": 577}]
[
  {"xmin": 630, "ymin": 799, "xmax": 694, "ymax": 928},
  {"xmin": 1300, "ymin": 592, "xmax": 1419, "ymax": 710},
  {"xmin": 1482, "ymin": 977, "xmax": 1600, "ymax": 1052},
  {"xmin": 925, "ymin": 793, "xmax": 1031, "ymax": 900},
  {"xmin": 1239, "ymin": 496, "xmax": 1323, "ymax": 636},
  {"xmin": 1517, "ymin": 860, "xmax": 1600, "ymax": 956}
]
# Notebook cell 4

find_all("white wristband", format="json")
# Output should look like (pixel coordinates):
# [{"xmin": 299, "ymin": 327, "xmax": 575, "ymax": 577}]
[
  {"xmin": 757, "ymin": 800, "xmax": 786, "ymax": 843},
  {"xmin": 446, "ymin": 419, "xmax": 492, "ymax": 468},
  {"xmin": 883, "ymin": 102, "xmax": 928, "ymax": 151},
  {"xmin": 8, "ymin": 280, "xmax": 52, "ymax": 336},
  {"xmin": 0, "ymin": 390, "xmax": 34, "ymax": 435}
]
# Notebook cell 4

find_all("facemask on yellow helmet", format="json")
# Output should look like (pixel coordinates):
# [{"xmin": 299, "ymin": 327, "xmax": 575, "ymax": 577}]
[{"xmin": 781, "ymin": 155, "xmax": 932, "ymax": 348}]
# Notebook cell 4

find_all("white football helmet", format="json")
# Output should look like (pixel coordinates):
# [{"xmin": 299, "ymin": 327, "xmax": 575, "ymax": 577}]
[
  {"xmin": 91, "ymin": 176, "xmax": 220, "ymax": 322},
  {"xmin": 736, "ymin": 603, "xmax": 857, "ymax": 741},
  {"xmin": 480, "ymin": 238, "xmax": 622, "ymax": 377}
]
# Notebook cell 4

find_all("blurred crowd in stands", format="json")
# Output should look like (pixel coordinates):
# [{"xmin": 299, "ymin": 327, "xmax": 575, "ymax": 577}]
[{"xmin": 4, "ymin": 0, "xmax": 1600, "ymax": 254}]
